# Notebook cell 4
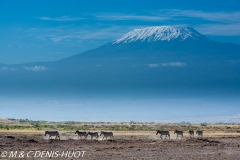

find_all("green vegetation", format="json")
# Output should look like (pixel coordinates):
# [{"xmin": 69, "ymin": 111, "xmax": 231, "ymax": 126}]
[{"xmin": 1, "ymin": 118, "xmax": 240, "ymax": 131}]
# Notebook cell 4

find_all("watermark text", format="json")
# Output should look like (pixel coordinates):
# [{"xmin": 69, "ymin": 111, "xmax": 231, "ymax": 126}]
[{"xmin": 1, "ymin": 150, "xmax": 86, "ymax": 158}]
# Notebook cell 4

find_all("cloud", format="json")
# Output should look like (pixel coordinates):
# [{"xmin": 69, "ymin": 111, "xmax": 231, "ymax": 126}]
[
  {"xmin": 36, "ymin": 16, "xmax": 84, "ymax": 21},
  {"xmin": 97, "ymin": 10, "xmax": 237, "ymax": 22},
  {"xmin": 148, "ymin": 64, "xmax": 159, "ymax": 68},
  {"xmin": 151, "ymin": 10, "xmax": 240, "ymax": 36},
  {"xmin": 24, "ymin": 66, "xmax": 47, "ymax": 71},
  {"xmin": 33, "ymin": 9, "xmax": 240, "ymax": 43},
  {"xmin": 32, "ymin": 25, "xmax": 134, "ymax": 43},
  {"xmin": 96, "ymin": 14, "xmax": 169, "ymax": 21},
  {"xmin": 163, "ymin": 10, "xmax": 240, "ymax": 23},
  {"xmin": 195, "ymin": 24, "xmax": 240, "ymax": 36},
  {"xmin": 100, "ymin": 10, "xmax": 240, "ymax": 35},
  {"xmin": 36, "ymin": 10, "xmax": 240, "ymax": 24},
  {"xmin": 50, "ymin": 35, "xmax": 74, "ymax": 42},
  {"xmin": 32, "ymin": 10, "xmax": 240, "ymax": 45},
  {"xmin": 227, "ymin": 60, "xmax": 240, "ymax": 64},
  {"xmin": 1, "ymin": 67, "xmax": 17, "ymax": 71},
  {"xmin": 161, "ymin": 62, "xmax": 187, "ymax": 67},
  {"xmin": 1, "ymin": 67, "xmax": 7, "ymax": 70},
  {"xmin": 148, "ymin": 62, "xmax": 187, "ymax": 68}
]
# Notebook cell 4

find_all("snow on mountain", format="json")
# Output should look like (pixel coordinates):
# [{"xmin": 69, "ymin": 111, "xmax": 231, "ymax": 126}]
[{"xmin": 113, "ymin": 26, "xmax": 204, "ymax": 44}]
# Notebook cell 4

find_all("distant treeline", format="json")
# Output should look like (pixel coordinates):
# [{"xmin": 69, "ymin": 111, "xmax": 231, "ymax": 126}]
[
  {"xmin": 2, "ymin": 118, "xmax": 240, "ymax": 126},
  {"xmin": 0, "ymin": 124, "xmax": 156, "ymax": 131}
]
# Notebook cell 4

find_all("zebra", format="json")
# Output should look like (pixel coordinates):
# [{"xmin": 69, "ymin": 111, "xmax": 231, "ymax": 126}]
[
  {"xmin": 226, "ymin": 126, "xmax": 231, "ymax": 130},
  {"xmin": 86, "ymin": 132, "xmax": 99, "ymax": 140},
  {"xmin": 45, "ymin": 131, "xmax": 60, "ymax": 140},
  {"xmin": 189, "ymin": 130, "xmax": 194, "ymax": 138},
  {"xmin": 174, "ymin": 130, "xmax": 184, "ymax": 139},
  {"xmin": 196, "ymin": 130, "xmax": 203, "ymax": 138},
  {"xmin": 100, "ymin": 131, "xmax": 114, "ymax": 140},
  {"xmin": 75, "ymin": 130, "xmax": 87, "ymax": 139},
  {"xmin": 156, "ymin": 130, "xmax": 170, "ymax": 139}
]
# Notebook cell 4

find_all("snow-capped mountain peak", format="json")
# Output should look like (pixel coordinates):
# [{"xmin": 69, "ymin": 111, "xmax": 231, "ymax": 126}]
[{"xmin": 113, "ymin": 26, "xmax": 204, "ymax": 44}]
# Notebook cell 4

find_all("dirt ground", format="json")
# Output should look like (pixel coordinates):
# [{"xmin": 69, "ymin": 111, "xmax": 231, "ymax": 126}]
[{"xmin": 1, "ymin": 131, "xmax": 240, "ymax": 160}]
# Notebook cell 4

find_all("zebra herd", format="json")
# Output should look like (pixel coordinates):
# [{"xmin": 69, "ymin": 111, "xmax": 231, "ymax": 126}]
[
  {"xmin": 156, "ymin": 130, "xmax": 203, "ymax": 139},
  {"xmin": 45, "ymin": 130, "xmax": 114, "ymax": 140},
  {"xmin": 45, "ymin": 129, "xmax": 203, "ymax": 140}
]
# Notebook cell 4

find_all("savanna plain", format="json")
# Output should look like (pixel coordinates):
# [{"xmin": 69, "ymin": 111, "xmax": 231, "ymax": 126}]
[{"xmin": 1, "ymin": 119, "xmax": 240, "ymax": 159}]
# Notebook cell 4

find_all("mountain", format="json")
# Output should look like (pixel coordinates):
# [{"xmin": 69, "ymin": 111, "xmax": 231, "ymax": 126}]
[
  {"xmin": 61, "ymin": 26, "xmax": 239, "ymax": 60},
  {"xmin": 1, "ymin": 26, "xmax": 240, "ymax": 95}
]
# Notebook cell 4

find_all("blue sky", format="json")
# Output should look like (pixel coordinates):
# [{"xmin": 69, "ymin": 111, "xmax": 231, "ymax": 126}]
[
  {"xmin": 1, "ymin": 0, "xmax": 240, "ymax": 64},
  {"xmin": 1, "ymin": 0, "xmax": 240, "ymax": 123}
]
